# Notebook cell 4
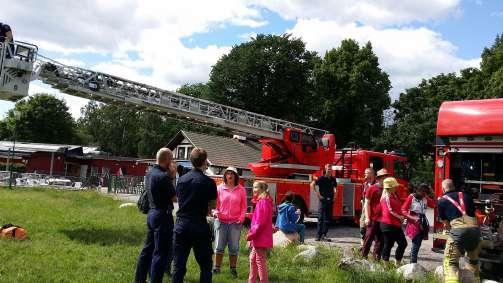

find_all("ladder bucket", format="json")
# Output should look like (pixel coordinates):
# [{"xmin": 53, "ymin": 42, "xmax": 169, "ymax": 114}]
[{"xmin": 0, "ymin": 41, "xmax": 38, "ymax": 101}]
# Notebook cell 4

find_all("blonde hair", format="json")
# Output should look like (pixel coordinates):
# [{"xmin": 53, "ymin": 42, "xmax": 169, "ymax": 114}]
[
  {"xmin": 156, "ymin": 148, "xmax": 173, "ymax": 164},
  {"xmin": 253, "ymin": 181, "xmax": 270, "ymax": 199},
  {"xmin": 442, "ymin": 179, "xmax": 455, "ymax": 192}
]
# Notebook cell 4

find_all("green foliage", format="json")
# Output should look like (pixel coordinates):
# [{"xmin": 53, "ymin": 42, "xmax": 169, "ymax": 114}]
[
  {"xmin": 4, "ymin": 94, "xmax": 79, "ymax": 144},
  {"xmin": 208, "ymin": 34, "xmax": 319, "ymax": 123},
  {"xmin": 377, "ymin": 33, "xmax": 503, "ymax": 183},
  {"xmin": 177, "ymin": 82, "xmax": 212, "ymax": 100},
  {"xmin": 0, "ymin": 188, "xmax": 436, "ymax": 283},
  {"xmin": 314, "ymin": 40, "xmax": 391, "ymax": 148}
]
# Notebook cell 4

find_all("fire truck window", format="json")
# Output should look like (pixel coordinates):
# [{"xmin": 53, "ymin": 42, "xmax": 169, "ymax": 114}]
[
  {"xmin": 369, "ymin": 157, "xmax": 383, "ymax": 171},
  {"xmin": 290, "ymin": 131, "xmax": 300, "ymax": 143},
  {"xmin": 394, "ymin": 160, "xmax": 407, "ymax": 180},
  {"xmin": 301, "ymin": 134, "xmax": 317, "ymax": 151}
]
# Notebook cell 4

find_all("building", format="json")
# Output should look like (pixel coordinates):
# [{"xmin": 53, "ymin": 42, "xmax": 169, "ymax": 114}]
[
  {"xmin": 0, "ymin": 141, "xmax": 149, "ymax": 177},
  {"xmin": 166, "ymin": 131, "xmax": 262, "ymax": 176}
]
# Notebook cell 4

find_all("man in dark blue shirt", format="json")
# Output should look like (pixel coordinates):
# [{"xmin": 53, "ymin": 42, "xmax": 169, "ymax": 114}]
[
  {"xmin": 135, "ymin": 148, "xmax": 177, "ymax": 283},
  {"xmin": 0, "ymin": 23, "xmax": 14, "ymax": 57},
  {"xmin": 437, "ymin": 179, "xmax": 482, "ymax": 282},
  {"xmin": 310, "ymin": 164, "xmax": 337, "ymax": 241},
  {"xmin": 172, "ymin": 148, "xmax": 217, "ymax": 283}
]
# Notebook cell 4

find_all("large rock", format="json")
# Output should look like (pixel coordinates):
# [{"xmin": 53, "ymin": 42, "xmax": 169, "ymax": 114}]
[
  {"xmin": 338, "ymin": 257, "xmax": 383, "ymax": 273},
  {"xmin": 293, "ymin": 245, "xmax": 319, "ymax": 263},
  {"xmin": 273, "ymin": 230, "xmax": 299, "ymax": 248},
  {"xmin": 396, "ymin": 263, "xmax": 427, "ymax": 281},
  {"xmin": 119, "ymin": 203, "xmax": 136, "ymax": 208}
]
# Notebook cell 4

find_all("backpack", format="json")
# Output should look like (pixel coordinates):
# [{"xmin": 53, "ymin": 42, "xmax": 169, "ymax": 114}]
[
  {"xmin": 137, "ymin": 189, "xmax": 150, "ymax": 214},
  {"xmin": 0, "ymin": 224, "xmax": 27, "ymax": 240}
]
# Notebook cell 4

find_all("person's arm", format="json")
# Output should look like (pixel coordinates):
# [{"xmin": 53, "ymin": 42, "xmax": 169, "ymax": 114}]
[
  {"xmin": 333, "ymin": 181, "xmax": 337, "ymax": 197},
  {"xmin": 238, "ymin": 186, "xmax": 247, "ymax": 223},
  {"xmin": 401, "ymin": 194, "xmax": 413, "ymax": 217},
  {"xmin": 426, "ymin": 196, "xmax": 436, "ymax": 208},
  {"xmin": 208, "ymin": 179, "xmax": 218, "ymax": 211},
  {"xmin": 310, "ymin": 180, "xmax": 322, "ymax": 200},
  {"xmin": 364, "ymin": 188, "xmax": 373, "ymax": 225},
  {"xmin": 385, "ymin": 195, "xmax": 404, "ymax": 221},
  {"xmin": 247, "ymin": 200, "xmax": 265, "ymax": 240}
]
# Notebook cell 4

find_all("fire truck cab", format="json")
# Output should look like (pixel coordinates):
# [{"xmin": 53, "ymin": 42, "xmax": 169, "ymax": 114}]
[{"xmin": 433, "ymin": 98, "xmax": 503, "ymax": 280}]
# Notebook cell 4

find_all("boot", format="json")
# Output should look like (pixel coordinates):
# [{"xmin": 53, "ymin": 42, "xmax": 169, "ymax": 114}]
[
  {"xmin": 229, "ymin": 255, "xmax": 238, "ymax": 278},
  {"xmin": 213, "ymin": 253, "xmax": 223, "ymax": 274}
]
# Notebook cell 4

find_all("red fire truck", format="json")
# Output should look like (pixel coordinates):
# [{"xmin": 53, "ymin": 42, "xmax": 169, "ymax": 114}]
[{"xmin": 433, "ymin": 98, "xmax": 503, "ymax": 280}]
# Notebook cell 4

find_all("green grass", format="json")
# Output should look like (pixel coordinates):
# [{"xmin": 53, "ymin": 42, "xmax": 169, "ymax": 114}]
[{"xmin": 0, "ymin": 188, "xmax": 437, "ymax": 282}]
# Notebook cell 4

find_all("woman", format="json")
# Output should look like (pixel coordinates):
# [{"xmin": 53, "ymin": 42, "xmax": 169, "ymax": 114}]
[
  {"xmin": 211, "ymin": 166, "xmax": 247, "ymax": 277},
  {"xmin": 247, "ymin": 181, "xmax": 273, "ymax": 283},
  {"xmin": 379, "ymin": 177, "xmax": 407, "ymax": 266},
  {"xmin": 401, "ymin": 184, "xmax": 435, "ymax": 264}
]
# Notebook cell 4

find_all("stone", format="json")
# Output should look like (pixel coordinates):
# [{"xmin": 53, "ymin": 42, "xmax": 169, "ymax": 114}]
[
  {"xmin": 273, "ymin": 230, "xmax": 299, "ymax": 248},
  {"xmin": 396, "ymin": 263, "xmax": 427, "ymax": 281},
  {"xmin": 293, "ymin": 245, "xmax": 319, "ymax": 263},
  {"xmin": 338, "ymin": 257, "xmax": 383, "ymax": 273},
  {"xmin": 119, "ymin": 203, "xmax": 136, "ymax": 208}
]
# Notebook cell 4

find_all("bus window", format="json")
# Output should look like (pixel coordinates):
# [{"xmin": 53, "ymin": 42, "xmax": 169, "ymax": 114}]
[{"xmin": 369, "ymin": 156, "xmax": 383, "ymax": 172}]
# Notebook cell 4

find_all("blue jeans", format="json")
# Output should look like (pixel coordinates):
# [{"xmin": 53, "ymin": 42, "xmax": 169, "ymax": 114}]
[
  {"xmin": 317, "ymin": 199, "xmax": 333, "ymax": 238},
  {"xmin": 410, "ymin": 232, "xmax": 424, "ymax": 263},
  {"xmin": 135, "ymin": 209, "xmax": 173, "ymax": 283},
  {"xmin": 214, "ymin": 220, "xmax": 242, "ymax": 256},
  {"xmin": 296, "ymin": 223, "xmax": 306, "ymax": 243}
]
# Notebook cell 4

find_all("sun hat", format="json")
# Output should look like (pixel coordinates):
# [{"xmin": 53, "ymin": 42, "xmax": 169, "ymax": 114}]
[
  {"xmin": 376, "ymin": 168, "xmax": 389, "ymax": 177},
  {"xmin": 383, "ymin": 177, "xmax": 399, "ymax": 189}
]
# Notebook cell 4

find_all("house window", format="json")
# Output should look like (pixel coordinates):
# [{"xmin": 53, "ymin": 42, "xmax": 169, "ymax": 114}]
[{"xmin": 177, "ymin": 147, "xmax": 186, "ymax": 160}]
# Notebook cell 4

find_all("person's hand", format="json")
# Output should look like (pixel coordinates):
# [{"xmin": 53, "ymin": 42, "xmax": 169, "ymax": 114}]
[
  {"xmin": 398, "ymin": 215, "xmax": 405, "ymax": 222},
  {"xmin": 295, "ymin": 208, "xmax": 301, "ymax": 215},
  {"xmin": 168, "ymin": 160, "xmax": 177, "ymax": 178},
  {"xmin": 364, "ymin": 218, "xmax": 371, "ymax": 226},
  {"xmin": 211, "ymin": 210, "xmax": 219, "ymax": 218}
]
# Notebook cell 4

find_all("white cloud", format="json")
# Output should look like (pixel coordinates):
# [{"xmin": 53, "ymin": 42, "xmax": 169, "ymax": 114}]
[
  {"xmin": 255, "ymin": 0, "xmax": 461, "ymax": 26},
  {"xmin": 287, "ymin": 19, "xmax": 480, "ymax": 98}
]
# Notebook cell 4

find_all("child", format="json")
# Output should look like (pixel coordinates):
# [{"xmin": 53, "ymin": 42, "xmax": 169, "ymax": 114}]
[{"xmin": 247, "ymin": 181, "xmax": 273, "ymax": 283}]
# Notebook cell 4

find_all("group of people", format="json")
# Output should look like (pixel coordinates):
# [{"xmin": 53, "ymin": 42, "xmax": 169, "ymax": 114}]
[
  {"xmin": 135, "ymin": 148, "xmax": 484, "ymax": 283},
  {"xmin": 358, "ymin": 167, "xmax": 483, "ymax": 281},
  {"xmin": 135, "ymin": 147, "xmax": 274, "ymax": 283}
]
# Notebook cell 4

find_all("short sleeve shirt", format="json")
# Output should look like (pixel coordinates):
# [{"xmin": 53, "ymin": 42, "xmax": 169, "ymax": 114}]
[
  {"xmin": 365, "ymin": 184, "xmax": 383, "ymax": 221},
  {"xmin": 176, "ymin": 169, "xmax": 217, "ymax": 222},
  {"xmin": 146, "ymin": 165, "xmax": 176, "ymax": 211},
  {"xmin": 316, "ymin": 176, "xmax": 337, "ymax": 199}
]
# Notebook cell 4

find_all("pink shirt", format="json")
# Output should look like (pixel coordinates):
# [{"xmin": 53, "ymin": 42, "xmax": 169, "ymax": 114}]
[
  {"xmin": 247, "ymin": 197, "xmax": 273, "ymax": 249},
  {"xmin": 214, "ymin": 183, "xmax": 247, "ymax": 224}
]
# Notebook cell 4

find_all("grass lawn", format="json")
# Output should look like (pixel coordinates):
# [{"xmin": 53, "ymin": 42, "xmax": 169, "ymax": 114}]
[{"xmin": 0, "ymin": 188, "xmax": 437, "ymax": 282}]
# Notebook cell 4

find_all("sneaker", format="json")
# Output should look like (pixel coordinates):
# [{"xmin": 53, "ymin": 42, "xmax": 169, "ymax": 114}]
[
  {"xmin": 230, "ymin": 268, "xmax": 238, "ymax": 278},
  {"xmin": 315, "ymin": 237, "xmax": 322, "ymax": 241},
  {"xmin": 323, "ymin": 238, "xmax": 332, "ymax": 242},
  {"xmin": 212, "ymin": 267, "xmax": 221, "ymax": 274}
]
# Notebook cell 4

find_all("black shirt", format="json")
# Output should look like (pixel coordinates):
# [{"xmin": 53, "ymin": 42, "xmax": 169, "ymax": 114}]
[
  {"xmin": 0, "ymin": 23, "xmax": 12, "ymax": 42},
  {"xmin": 316, "ymin": 175, "xmax": 337, "ymax": 199},
  {"xmin": 437, "ymin": 191, "xmax": 476, "ymax": 222},
  {"xmin": 146, "ymin": 165, "xmax": 176, "ymax": 211},
  {"xmin": 175, "ymin": 169, "xmax": 217, "ymax": 222}
]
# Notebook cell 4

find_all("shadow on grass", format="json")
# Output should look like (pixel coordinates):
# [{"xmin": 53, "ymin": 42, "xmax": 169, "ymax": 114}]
[{"xmin": 60, "ymin": 228, "xmax": 145, "ymax": 246}]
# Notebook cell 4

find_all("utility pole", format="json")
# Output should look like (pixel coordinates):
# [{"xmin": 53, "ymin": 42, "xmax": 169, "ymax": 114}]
[{"xmin": 8, "ymin": 111, "xmax": 19, "ymax": 189}]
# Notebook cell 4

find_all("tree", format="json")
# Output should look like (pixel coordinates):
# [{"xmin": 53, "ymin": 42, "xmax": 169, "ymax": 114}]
[
  {"xmin": 177, "ymin": 83, "xmax": 211, "ymax": 100},
  {"xmin": 4, "ymin": 94, "xmax": 78, "ymax": 144},
  {"xmin": 208, "ymin": 34, "xmax": 319, "ymax": 122},
  {"xmin": 314, "ymin": 40, "xmax": 391, "ymax": 148}
]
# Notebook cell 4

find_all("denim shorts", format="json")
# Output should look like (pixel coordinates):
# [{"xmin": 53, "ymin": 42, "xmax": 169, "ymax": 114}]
[{"xmin": 214, "ymin": 219, "xmax": 243, "ymax": 256}]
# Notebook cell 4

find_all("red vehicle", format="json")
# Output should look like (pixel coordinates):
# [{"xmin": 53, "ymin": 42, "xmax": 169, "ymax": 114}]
[{"xmin": 433, "ymin": 98, "xmax": 503, "ymax": 280}]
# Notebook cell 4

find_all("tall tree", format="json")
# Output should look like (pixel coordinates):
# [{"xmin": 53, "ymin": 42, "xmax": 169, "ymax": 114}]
[
  {"xmin": 177, "ymin": 83, "xmax": 211, "ymax": 100},
  {"xmin": 208, "ymin": 34, "xmax": 319, "ymax": 122},
  {"xmin": 5, "ymin": 94, "xmax": 78, "ymax": 144},
  {"xmin": 314, "ymin": 40, "xmax": 391, "ymax": 148}
]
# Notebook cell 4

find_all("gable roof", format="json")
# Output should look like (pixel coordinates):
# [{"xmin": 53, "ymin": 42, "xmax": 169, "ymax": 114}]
[{"xmin": 166, "ymin": 131, "xmax": 262, "ymax": 169}]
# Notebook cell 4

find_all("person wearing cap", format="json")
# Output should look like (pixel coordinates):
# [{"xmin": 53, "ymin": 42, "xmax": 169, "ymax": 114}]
[
  {"xmin": 360, "ymin": 168, "xmax": 388, "ymax": 260},
  {"xmin": 211, "ymin": 166, "xmax": 247, "ymax": 277},
  {"xmin": 379, "ymin": 177, "xmax": 407, "ymax": 266}
]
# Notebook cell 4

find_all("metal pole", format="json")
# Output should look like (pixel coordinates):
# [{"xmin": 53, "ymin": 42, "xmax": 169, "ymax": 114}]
[{"xmin": 8, "ymin": 128, "xmax": 16, "ymax": 189}]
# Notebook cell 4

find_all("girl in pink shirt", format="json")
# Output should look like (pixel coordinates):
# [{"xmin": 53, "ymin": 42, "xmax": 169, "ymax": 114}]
[
  {"xmin": 247, "ymin": 181, "xmax": 273, "ymax": 283},
  {"xmin": 211, "ymin": 167, "xmax": 247, "ymax": 277}
]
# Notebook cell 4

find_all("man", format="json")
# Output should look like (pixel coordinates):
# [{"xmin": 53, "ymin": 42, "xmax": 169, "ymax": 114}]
[
  {"xmin": 311, "ymin": 164, "xmax": 337, "ymax": 242},
  {"xmin": 438, "ymin": 179, "xmax": 482, "ymax": 283},
  {"xmin": 360, "ymin": 168, "xmax": 388, "ymax": 260},
  {"xmin": 360, "ymin": 168, "xmax": 376, "ymax": 244},
  {"xmin": 172, "ymin": 148, "xmax": 217, "ymax": 283},
  {"xmin": 135, "ymin": 148, "xmax": 177, "ymax": 283},
  {"xmin": 0, "ymin": 23, "xmax": 14, "ymax": 57}
]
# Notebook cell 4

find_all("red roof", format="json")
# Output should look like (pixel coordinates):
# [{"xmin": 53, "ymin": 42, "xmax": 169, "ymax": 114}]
[{"xmin": 437, "ymin": 98, "xmax": 503, "ymax": 137}]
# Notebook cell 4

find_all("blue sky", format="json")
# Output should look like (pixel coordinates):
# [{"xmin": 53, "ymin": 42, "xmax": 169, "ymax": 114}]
[{"xmin": 1, "ymin": 0, "xmax": 502, "ymax": 119}]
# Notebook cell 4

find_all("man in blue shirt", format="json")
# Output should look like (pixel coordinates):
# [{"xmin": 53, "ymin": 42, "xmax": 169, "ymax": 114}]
[
  {"xmin": 135, "ymin": 148, "xmax": 177, "ymax": 283},
  {"xmin": 172, "ymin": 148, "xmax": 217, "ymax": 283}
]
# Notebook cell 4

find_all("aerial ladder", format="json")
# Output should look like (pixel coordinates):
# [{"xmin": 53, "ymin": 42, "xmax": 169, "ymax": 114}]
[{"xmin": 0, "ymin": 41, "xmax": 334, "ymax": 176}]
